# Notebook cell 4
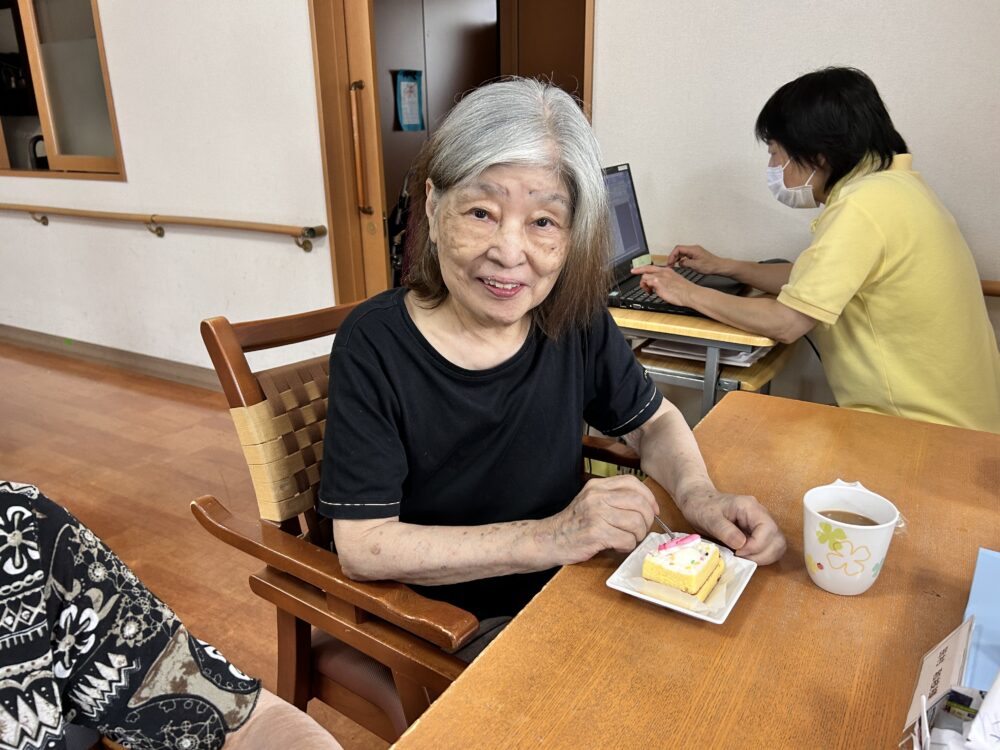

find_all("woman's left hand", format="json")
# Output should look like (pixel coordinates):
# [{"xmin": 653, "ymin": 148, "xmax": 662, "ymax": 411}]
[
  {"xmin": 678, "ymin": 487, "xmax": 787, "ymax": 564},
  {"xmin": 630, "ymin": 265, "xmax": 693, "ymax": 306}
]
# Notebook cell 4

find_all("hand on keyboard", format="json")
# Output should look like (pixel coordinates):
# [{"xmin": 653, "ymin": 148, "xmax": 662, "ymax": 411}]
[
  {"xmin": 630, "ymin": 262, "xmax": 697, "ymax": 309},
  {"xmin": 665, "ymin": 244, "xmax": 728, "ymax": 277}
]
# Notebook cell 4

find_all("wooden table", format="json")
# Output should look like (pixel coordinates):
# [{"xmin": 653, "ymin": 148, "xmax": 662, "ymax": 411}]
[
  {"xmin": 610, "ymin": 306, "xmax": 778, "ymax": 417},
  {"xmin": 393, "ymin": 392, "xmax": 1000, "ymax": 750}
]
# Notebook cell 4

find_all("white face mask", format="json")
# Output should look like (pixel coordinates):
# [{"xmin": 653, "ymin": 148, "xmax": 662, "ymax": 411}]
[{"xmin": 766, "ymin": 159, "xmax": 817, "ymax": 209}]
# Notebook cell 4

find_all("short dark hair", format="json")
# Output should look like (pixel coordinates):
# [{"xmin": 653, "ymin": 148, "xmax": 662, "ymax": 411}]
[
  {"xmin": 404, "ymin": 78, "xmax": 611, "ymax": 340},
  {"xmin": 754, "ymin": 67, "xmax": 908, "ymax": 188}
]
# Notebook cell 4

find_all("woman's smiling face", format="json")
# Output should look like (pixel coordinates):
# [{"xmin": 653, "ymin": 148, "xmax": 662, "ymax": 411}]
[{"xmin": 426, "ymin": 163, "xmax": 572, "ymax": 333}]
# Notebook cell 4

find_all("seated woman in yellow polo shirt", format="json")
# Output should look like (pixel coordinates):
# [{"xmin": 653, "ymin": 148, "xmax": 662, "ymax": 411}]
[{"xmin": 633, "ymin": 67, "xmax": 1000, "ymax": 433}]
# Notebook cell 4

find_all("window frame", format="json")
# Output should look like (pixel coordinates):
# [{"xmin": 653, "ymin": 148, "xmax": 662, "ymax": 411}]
[{"xmin": 1, "ymin": 0, "xmax": 124, "ymax": 177}]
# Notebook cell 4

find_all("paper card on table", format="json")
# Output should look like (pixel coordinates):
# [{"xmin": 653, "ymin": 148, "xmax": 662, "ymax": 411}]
[
  {"xmin": 962, "ymin": 547, "xmax": 1000, "ymax": 692},
  {"xmin": 903, "ymin": 617, "xmax": 974, "ymax": 736}
]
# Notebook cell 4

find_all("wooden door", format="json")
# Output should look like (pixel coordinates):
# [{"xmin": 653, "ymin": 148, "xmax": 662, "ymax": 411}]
[
  {"xmin": 498, "ymin": 0, "xmax": 594, "ymax": 115},
  {"xmin": 310, "ymin": 0, "xmax": 390, "ymax": 304}
]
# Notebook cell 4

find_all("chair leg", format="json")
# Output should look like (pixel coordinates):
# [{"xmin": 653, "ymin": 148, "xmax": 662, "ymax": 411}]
[
  {"xmin": 391, "ymin": 669, "xmax": 432, "ymax": 726},
  {"xmin": 276, "ymin": 609, "xmax": 311, "ymax": 710}
]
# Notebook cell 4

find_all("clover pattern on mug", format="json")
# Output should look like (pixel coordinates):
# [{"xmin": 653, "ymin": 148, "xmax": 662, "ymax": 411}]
[
  {"xmin": 825, "ymin": 539, "xmax": 871, "ymax": 577},
  {"xmin": 815, "ymin": 522, "xmax": 872, "ymax": 577},
  {"xmin": 816, "ymin": 522, "xmax": 846, "ymax": 552}
]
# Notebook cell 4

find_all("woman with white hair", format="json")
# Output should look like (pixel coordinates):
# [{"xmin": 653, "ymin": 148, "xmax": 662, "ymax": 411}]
[{"xmin": 318, "ymin": 79, "xmax": 786, "ymax": 643}]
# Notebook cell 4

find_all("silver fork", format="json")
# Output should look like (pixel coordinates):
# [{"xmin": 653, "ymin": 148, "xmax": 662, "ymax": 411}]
[{"xmin": 653, "ymin": 515, "xmax": 676, "ymax": 537}]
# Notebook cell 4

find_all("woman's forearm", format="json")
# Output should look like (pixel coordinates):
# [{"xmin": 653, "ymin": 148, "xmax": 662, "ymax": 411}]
[
  {"xmin": 333, "ymin": 516, "xmax": 561, "ymax": 585},
  {"xmin": 721, "ymin": 259, "xmax": 793, "ymax": 295},
  {"xmin": 684, "ymin": 287, "xmax": 812, "ymax": 343},
  {"xmin": 625, "ymin": 401, "xmax": 714, "ymax": 512}
]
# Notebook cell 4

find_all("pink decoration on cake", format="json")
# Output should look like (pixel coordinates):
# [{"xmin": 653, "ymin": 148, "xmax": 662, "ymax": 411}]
[{"xmin": 657, "ymin": 533, "xmax": 701, "ymax": 553}]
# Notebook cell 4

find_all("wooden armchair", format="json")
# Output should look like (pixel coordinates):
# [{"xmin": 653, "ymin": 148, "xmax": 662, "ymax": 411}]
[
  {"xmin": 195, "ymin": 303, "xmax": 479, "ymax": 741},
  {"xmin": 194, "ymin": 302, "xmax": 642, "ymax": 741}
]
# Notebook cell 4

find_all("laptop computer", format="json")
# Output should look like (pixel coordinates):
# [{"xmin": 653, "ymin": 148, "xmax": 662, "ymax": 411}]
[{"xmin": 604, "ymin": 163, "xmax": 745, "ymax": 316}]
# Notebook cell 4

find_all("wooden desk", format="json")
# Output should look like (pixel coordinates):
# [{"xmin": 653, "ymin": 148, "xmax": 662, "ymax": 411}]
[
  {"xmin": 610, "ymin": 306, "xmax": 778, "ymax": 417},
  {"xmin": 393, "ymin": 393, "xmax": 1000, "ymax": 750}
]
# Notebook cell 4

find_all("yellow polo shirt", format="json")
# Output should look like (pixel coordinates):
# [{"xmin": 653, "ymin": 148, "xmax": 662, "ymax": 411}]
[{"xmin": 777, "ymin": 154, "xmax": 1000, "ymax": 433}]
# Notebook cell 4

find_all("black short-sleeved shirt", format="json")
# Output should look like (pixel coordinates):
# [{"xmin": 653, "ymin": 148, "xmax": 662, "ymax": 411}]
[{"xmin": 318, "ymin": 288, "xmax": 661, "ymax": 619}]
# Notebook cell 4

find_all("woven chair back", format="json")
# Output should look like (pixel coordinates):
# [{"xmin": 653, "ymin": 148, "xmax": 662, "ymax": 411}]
[
  {"xmin": 201, "ymin": 302, "xmax": 359, "ymax": 525},
  {"xmin": 229, "ymin": 356, "xmax": 330, "ymax": 522}
]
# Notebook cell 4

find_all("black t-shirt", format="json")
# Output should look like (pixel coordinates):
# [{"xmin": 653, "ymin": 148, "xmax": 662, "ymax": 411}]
[{"xmin": 318, "ymin": 287, "xmax": 661, "ymax": 619}]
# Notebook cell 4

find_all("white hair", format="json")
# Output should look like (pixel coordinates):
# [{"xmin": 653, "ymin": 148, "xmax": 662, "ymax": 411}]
[
  {"xmin": 427, "ymin": 78, "xmax": 608, "ymax": 267},
  {"xmin": 408, "ymin": 78, "xmax": 612, "ymax": 337}
]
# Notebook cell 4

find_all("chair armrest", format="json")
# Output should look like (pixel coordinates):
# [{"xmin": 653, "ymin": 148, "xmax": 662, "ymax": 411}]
[
  {"xmin": 582, "ymin": 435, "xmax": 642, "ymax": 470},
  {"xmin": 191, "ymin": 496, "xmax": 479, "ymax": 651}
]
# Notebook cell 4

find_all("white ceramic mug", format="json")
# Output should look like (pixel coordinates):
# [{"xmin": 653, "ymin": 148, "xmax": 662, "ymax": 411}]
[{"xmin": 802, "ymin": 479, "xmax": 900, "ymax": 596}]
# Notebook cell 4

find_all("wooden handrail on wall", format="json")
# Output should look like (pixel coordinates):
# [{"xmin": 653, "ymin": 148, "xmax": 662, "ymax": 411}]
[{"xmin": 0, "ymin": 203, "xmax": 327, "ymax": 251}]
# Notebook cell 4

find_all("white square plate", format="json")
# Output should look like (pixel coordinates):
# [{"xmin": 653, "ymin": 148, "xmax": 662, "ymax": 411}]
[{"xmin": 606, "ymin": 532, "xmax": 757, "ymax": 625}]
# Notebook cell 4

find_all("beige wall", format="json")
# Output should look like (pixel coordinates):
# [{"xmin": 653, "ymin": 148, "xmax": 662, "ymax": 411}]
[{"xmin": 592, "ymin": 0, "xmax": 1000, "ymax": 413}]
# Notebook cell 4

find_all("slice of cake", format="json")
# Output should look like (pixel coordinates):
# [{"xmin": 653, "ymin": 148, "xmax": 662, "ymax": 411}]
[
  {"xmin": 690, "ymin": 555, "xmax": 725, "ymax": 603},
  {"xmin": 642, "ymin": 534, "xmax": 725, "ymax": 602}
]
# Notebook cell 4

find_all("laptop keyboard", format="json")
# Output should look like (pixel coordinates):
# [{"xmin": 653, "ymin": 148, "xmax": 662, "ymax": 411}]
[
  {"xmin": 674, "ymin": 265, "xmax": 705, "ymax": 283},
  {"xmin": 620, "ymin": 266, "xmax": 705, "ymax": 305}
]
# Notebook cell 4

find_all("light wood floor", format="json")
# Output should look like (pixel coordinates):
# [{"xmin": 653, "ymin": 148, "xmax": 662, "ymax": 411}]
[{"xmin": 0, "ymin": 341, "xmax": 387, "ymax": 750}]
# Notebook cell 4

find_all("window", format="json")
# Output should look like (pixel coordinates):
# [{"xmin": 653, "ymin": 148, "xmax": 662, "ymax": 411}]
[{"xmin": 0, "ymin": 0, "xmax": 122, "ymax": 176}]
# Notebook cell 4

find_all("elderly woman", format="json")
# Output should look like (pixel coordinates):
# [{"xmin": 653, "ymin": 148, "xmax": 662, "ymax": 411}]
[
  {"xmin": 317, "ymin": 79, "xmax": 786, "ymax": 632},
  {"xmin": 633, "ymin": 67, "xmax": 1000, "ymax": 433}
]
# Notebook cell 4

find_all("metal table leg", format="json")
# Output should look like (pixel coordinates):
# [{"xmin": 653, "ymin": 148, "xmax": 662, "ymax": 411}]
[{"xmin": 701, "ymin": 346, "xmax": 721, "ymax": 417}]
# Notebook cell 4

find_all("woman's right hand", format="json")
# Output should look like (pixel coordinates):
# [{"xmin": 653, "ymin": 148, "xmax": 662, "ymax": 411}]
[
  {"xmin": 665, "ymin": 244, "xmax": 728, "ymax": 276},
  {"xmin": 544, "ymin": 475, "xmax": 659, "ymax": 565}
]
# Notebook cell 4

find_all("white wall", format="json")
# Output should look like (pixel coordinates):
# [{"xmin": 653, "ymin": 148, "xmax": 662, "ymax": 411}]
[
  {"xmin": 592, "ymin": 0, "xmax": 1000, "ymax": 408},
  {"xmin": 0, "ymin": 1, "xmax": 334, "ymax": 369}
]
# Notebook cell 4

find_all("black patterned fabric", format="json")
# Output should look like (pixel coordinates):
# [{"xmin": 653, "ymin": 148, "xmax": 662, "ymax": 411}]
[{"xmin": 0, "ymin": 482, "xmax": 260, "ymax": 750}]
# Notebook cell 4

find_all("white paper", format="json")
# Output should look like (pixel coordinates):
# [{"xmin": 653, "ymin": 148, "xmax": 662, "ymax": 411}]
[
  {"xmin": 967, "ymin": 668, "xmax": 1000, "ymax": 748},
  {"xmin": 399, "ymin": 81, "xmax": 421, "ymax": 127}
]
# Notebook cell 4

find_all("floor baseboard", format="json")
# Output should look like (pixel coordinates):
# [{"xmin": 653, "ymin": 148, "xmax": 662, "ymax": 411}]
[{"xmin": 0, "ymin": 324, "xmax": 221, "ymax": 392}]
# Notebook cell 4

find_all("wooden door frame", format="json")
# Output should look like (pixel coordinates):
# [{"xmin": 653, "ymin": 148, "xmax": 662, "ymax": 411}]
[
  {"xmin": 582, "ymin": 0, "xmax": 594, "ymax": 116},
  {"xmin": 309, "ymin": 0, "xmax": 389, "ymax": 305},
  {"xmin": 0, "ymin": 124, "xmax": 9, "ymax": 170}
]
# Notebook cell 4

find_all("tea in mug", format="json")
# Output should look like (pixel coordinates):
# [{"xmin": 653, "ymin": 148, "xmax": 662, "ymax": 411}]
[{"xmin": 819, "ymin": 509, "xmax": 878, "ymax": 526}]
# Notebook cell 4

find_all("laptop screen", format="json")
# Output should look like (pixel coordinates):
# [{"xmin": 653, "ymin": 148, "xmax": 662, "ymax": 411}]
[{"xmin": 603, "ymin": 164, "xmax": 649, "ymax": 271}]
